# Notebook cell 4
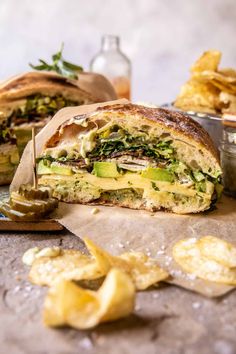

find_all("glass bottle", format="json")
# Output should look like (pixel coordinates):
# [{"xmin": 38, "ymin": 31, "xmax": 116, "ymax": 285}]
[{"xmin": 90, "ymin": 35, "xmax": 131, "ymax": 100}]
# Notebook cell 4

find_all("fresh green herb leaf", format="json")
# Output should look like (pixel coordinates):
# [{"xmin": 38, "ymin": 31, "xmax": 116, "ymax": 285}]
[
  {"xmin": 29, "ymin": 43, "xmax": 83, "ymax": 80},
  {"xmin": 62, "ymin": 60, "xmax": 83, "ymax": 72}
]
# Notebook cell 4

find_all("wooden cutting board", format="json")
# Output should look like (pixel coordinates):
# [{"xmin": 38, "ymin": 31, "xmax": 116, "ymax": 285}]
[{"xmin": 0, "ymin": 215, "xmax": 63, "ymax": 232}]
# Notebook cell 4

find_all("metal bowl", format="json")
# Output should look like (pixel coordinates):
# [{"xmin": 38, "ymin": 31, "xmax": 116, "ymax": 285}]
[{"xmin": 161, "ymin": 103, "xmax": 223, "ymax": 150}]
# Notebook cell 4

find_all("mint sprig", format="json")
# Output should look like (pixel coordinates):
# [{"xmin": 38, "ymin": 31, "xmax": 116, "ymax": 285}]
[{"xmin": 29, "ymin": 43, "xmax": 83, "ymax": 80}]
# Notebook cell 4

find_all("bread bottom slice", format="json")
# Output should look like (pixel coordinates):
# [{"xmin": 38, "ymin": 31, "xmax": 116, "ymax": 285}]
[{"xmin": 39, "ymin": 174, "xmax": 213, "ymax": 214}]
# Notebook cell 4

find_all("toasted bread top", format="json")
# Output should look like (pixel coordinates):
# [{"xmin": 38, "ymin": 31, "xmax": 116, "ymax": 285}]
[{"xmin": 0, "ymin": 71, "xmax": 117, "ymax": 104}]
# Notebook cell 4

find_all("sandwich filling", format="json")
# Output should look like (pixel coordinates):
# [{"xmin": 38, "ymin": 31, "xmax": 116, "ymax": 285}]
[
  {"xmin": 0, "ymin": 121, "xmax": 19, "ymax": 183},
  {"xmin": 37, "ymin": 117, "xmax": 222, "ymax": 214},
  {"xmin": 2, "ymin": 94, "xmax": 84, "ymax": 154},
  {"xmin": 8, "ymin": 94, "xmax": 83, "ymax": 126}
]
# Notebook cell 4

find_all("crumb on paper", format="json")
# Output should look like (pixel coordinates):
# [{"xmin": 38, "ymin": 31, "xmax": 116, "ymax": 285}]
[
  {"xmin": 91, "ymin": 208, "xmax": 100, "ymax": 215},
  {"xmin": 192, "ymin": 302, "xmax": 201, "ymax": 309}
]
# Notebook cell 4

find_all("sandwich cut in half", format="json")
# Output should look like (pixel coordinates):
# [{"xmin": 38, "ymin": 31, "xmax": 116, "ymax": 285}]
[
  {"xmin": 0, "ymin": 72, "xmax": 116, "ymax": 154},
  {"xmin": 37, "ymin": 104, "xmax": 223, "ymax": 214},
  {"xmin": 0, "ymin": 115, "xmax": 19, "ymax": 185}
]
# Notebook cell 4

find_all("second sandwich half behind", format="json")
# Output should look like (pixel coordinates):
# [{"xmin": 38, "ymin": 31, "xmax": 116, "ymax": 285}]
[
  {"xmin": 37, "ymin": 103, "xmax": 222, "ymax": 214},
  {"xmin": 0, "ymin": 71, "xmax": 117, "ymax": 154}
]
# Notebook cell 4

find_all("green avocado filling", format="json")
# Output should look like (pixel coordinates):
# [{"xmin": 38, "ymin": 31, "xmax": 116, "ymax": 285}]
[
  {"xmin": 9, "ymin": 94, "xmax": 83, "ymax": 124},
  {"xmin": 93, "ymin": 161, "xmax": 120, "ymax": 178}
]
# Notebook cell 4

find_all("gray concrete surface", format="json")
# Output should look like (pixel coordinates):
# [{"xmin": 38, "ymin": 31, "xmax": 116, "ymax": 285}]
[{"xmin": 1, "ymin": 187, "xmax": 236, "ymax": 354}]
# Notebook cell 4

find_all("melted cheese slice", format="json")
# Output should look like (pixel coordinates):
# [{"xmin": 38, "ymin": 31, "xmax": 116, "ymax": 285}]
[{"xmin": 40, "ymin": 172, "xmax": 213, "ymax": 198}]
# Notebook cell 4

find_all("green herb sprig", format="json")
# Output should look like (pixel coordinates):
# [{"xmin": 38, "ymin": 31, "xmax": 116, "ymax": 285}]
[{"xmin": 29, "ymin": 43, "xmax": 83, "ymax": 80}]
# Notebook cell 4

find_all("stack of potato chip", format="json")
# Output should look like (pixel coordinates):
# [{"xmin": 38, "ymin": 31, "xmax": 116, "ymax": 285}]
[
  {"xmin": 22, "ymin": 235, "xmax": 236, "ymax": 330},
  {"xmin": 175, "ymin": 51, "xmax": 236, "ymax": 115},
  {"xmin": 23, "ymin": 238, "xmax": 169, "ymax": 330}
]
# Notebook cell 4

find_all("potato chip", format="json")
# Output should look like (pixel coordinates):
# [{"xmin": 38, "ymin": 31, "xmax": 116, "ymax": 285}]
[
  {"xmin": 43, "ymin": 268, "xmax": 135, "ymax": 329},
  {"xmin": 28, "ymin": 238, "xmax": 168, "ymax": 290},
  {"xmin": 219, "ymin": 68, "xmax": 236, "ymax": 79},
  {"xmin": 84, "ymin": 237, "xmax": 130, "ymax": 273},
  {"xmin": 194, "ymin": 70, "xmax": 236, "ymax": 84},
  {"xmin": 175, "ymin": 50, "xmax": 236, "ymax": 115},
  {"xmin": 198, "ymin": 236, "xmax": 236, "ymax": 268},
  {"xmin": 193, "ymin": 71, "xmax": 236, "ymax": 95},
  {"xmin": 84, "ymin": 238, "xmax": 169, "ymax": 290},
  {"xmin": 29, "ymin": 249, "xmax": 105, "ymax": 286},
  {"xmin": 175, "ymin": 80, "xmax": 219, "ymax": 113},
  {"xmin": 120, "ymin": 252, "xmax": 169, "ymax": 290},
  {"xmin": 191, "ymin": 50, "xmax": 221, "ymax": 73},
  {"xmin": 172, "ymin": 238, "xmax": 236, "ymax": 285}
]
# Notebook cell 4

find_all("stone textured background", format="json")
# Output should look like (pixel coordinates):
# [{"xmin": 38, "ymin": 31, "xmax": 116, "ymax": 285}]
[{"xmin": 0, "ymin": 0, "xmax": 236, "ymax": 103}]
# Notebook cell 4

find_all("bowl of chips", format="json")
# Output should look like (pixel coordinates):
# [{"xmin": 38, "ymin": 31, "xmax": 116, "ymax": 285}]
[{"xmin": 172, "ymin": 50, "xmax": 236, "ymax": 149}]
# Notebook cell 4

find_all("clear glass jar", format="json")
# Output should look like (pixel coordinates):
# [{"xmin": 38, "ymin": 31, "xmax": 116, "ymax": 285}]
[
  {"xmin": 220, "ymin": 125, "xmax": 236, "ymax": 198},
  {"xmin": 90, "ymin": 35, "xmax": 131, "ymax": 100}
]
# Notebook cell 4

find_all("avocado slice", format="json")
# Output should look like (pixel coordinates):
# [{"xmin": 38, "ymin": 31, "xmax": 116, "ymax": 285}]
[
  {"xmin": 37, "ymin": 160, "xmax": 53, "ymax": 175},
  {"xmin": 193, "ymin": 171, "xmax": 205, "ymax": 182},
  {"xmin": 37, "ymin": 160, "xmax": 73, "ymax": 176},
  {"xmin": 141, "ymin": 167, "xmax": 174, "ymax": 182},
  {"xmin": 93, "ymin": 162, "xmax": 120, "ymax": 178},
  {"xmin": 51, "ymin": 163, "xmax": 73, "ymax": 176}
]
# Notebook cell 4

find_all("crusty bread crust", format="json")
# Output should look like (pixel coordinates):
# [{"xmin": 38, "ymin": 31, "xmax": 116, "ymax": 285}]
[
  {"xmin": 0, "ymin": 72, "xmax": 98, "ymax": 103},
  {"xmin": 0, "ymin": 71, "xmax": 117, "ymax": 105}
]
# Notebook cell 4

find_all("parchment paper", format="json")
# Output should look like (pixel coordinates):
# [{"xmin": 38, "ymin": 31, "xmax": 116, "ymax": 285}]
[
  {"xmin": 11, "ymin": 100, "xmax": 236, "ymax": 297},
  {"xmin": 74, "ymin": 72, "xmax": 117, "ymax": 102}
]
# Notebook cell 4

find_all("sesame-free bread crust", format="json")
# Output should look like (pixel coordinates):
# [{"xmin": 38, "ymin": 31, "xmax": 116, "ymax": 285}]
[{"xmin": 0, "ymin": 71, "xmax": 117, "ymax": 104}]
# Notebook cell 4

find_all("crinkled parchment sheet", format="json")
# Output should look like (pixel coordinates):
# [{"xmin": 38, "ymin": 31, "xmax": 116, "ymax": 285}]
[{"xmin": 11, "ymin": 99, "xmax": 236, "ymax": 297}]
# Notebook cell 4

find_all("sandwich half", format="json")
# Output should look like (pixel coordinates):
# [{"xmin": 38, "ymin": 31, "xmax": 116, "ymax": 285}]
[
  {"xmin": 37, "ymin": 104, "xmax": 222, "ymax": 214},
  {"xmin": 0, "ymin": 71, "xmax": 116, "ymax": 154},
  {"xmin": 0, "ymin": 117, "xmax": 19, "ymax": 185}
]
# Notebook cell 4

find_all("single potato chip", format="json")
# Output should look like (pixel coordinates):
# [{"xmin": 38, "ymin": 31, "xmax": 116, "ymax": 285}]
[
  {"xmin": 29, "ymin": 249, "xmax": 105, "ymax": 286},
  {"xmin": 43, "ymin": 268, "xmax": 135, "ymax": 329},
  {"xmin": 120, "ymin": 252, "xmax": 169, "ymax": 290},
  {"xmin": 84, "ymin": 237, "xmax": 130, "ymax": 273},
  {"xmin": 193, "ymin": 71, "xmax": 236, "ymax": 95},
  {"xmin": 191, "ymin": 50, "xmax": 221, "ymax": 73},
  {"xmin": 198, "ymin": 236, "xmax": 236, "ymax": 268},
  {"xmin": 84, "ymin": 238, "xmax": 169, "ymax": 290},
  {"xmin": 173, "ymin": 238, "xmax": 236, "ymax": 285},
  {"xmin": 219, "ymin": 68, "xmax": 236, "ymax": 79}
]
